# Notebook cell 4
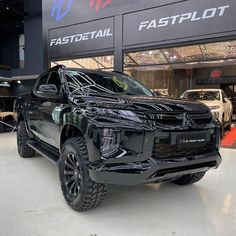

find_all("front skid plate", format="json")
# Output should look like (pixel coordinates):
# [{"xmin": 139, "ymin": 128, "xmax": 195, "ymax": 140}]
[{"xmin": 89, "ymin": 153, "xmax": 221, "ymax": 185}]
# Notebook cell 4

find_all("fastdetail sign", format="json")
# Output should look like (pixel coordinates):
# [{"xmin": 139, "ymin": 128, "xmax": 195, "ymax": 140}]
[
  {"xmin": 48, "ymin": 17, "xmax": 114, "ymax": 59},
  {"xmin": 50, "ymin": 29, "xmax": 113, "ymax": 47},
  {"xmin": 123, "ymin": 0, "xmax": 236, "ymax": 46}
]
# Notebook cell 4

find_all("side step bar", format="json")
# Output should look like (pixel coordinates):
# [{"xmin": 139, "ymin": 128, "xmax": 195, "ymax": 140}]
[{"xmin": 27, "ymin": 140, "xmax": 60, "ymax": 166}]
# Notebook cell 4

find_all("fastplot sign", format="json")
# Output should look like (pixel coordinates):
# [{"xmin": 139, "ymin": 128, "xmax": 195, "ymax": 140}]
[
  {"xmin": 138, "ymin": 5, "xmax": 229, "ymax": 31},
  {"xmin": 123, "ymin": 0, "xmax": 236, "ymax": 46}
]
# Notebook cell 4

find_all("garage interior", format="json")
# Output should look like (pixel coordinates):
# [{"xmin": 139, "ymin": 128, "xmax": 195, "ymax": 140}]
[
  {"xmin": 1, "ymin": 0, "xmax": 236, "ymax": 235},
  {"xmin": 51, "ymin": 40, "xmax": 236, "ymax": 147}
]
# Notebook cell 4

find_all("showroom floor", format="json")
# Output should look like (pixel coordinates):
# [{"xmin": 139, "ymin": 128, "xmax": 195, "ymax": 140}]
[{"xmin": 0, "ymin": 133, "xmax": 235, "ymax": 236}]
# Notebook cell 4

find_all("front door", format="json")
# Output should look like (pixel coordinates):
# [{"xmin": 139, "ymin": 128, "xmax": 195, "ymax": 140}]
[{"xmin": 27, "ymin": 71, "xmax": 64, "ymax": 148}]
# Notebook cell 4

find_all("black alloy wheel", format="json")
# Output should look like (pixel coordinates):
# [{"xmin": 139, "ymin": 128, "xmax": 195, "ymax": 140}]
[{"xmin": 63, "ymin": 152, "xmax": 82, "ymax": 198}]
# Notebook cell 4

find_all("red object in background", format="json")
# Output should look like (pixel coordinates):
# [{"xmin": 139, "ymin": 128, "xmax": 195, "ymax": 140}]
[
  {"xmin": 221, "ymin": 128, "xmax": 236, "ymax": 147},
  {"xmin": 90, "ymin": 0, "xmax": 112, "ymax": 12},
  {"xmin": 210, "ymin": 69, "xmax": 222, "ymax": 79}
]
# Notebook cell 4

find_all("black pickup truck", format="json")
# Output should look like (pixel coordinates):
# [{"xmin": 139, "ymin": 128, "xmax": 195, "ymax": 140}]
[{"xmin": 15, "ymin": 66, "xmax": 222, "ymax": 211}]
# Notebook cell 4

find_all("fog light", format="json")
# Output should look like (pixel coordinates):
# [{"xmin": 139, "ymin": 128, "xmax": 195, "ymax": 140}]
[{"xmin": 100, "ymin": 129, "xmax": 120, "ymax": 158}]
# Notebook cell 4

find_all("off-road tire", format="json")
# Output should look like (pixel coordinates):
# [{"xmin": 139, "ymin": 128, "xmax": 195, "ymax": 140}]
[
  {"xmin": 59, "ymin": 137, "xmax": 106, "ymax": 212},
  {"xmin": 172, "ymin": 172, "xmax": 206, "ymax": 185},
  {"xmin": 17, "ymin": 121, "xmax": 35, "ymax": 158}
]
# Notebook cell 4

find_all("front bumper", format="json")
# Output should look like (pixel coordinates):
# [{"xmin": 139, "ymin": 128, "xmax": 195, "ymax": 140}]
[
  {"xmin": 88, "ymin": 122, "xmax": 221, "ymax": 186},
  {"xmin": 89, "ymin": 152, "xmax": 221, "ymax": 185}
]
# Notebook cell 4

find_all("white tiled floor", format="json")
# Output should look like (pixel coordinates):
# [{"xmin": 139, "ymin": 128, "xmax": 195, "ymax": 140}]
[{"xmin": 0, "ymin": 132, "xmax": 235, "ymax": 236}]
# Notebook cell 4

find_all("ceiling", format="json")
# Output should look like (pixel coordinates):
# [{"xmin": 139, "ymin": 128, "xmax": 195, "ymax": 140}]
[
  {"xmin": 124, "ymin": 41, "xmax": 236, "ymax": 70},
  {"xmin": 0, "ymin": 0, "xmax": 24, "ymax": 44}
]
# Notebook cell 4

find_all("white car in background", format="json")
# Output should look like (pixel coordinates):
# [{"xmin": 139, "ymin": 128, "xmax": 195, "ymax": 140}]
[{"xmin": 181, "ymin": 89, "xmax": 233, "ymax": 132}]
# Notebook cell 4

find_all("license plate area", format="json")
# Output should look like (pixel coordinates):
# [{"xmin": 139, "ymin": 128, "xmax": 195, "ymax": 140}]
[
  {"xmin": 177, "ymin": 133, "xmax": 207, "ymax": 148},
  {"xmin": 170, "ymin": 131, "xmax": 210, "ymax": 149}
]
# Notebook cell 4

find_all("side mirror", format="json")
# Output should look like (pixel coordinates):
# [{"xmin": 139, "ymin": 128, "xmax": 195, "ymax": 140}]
[{"xmin": 37, "ymin": 84, "xmax": 58, "ymax": 98}]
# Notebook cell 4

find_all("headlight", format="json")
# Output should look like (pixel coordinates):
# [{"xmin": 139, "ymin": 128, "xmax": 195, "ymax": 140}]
[
  {"xmin": 213, "ymin": 112, "xmax": 220, "ymax": 119},
  {"xmin": 100, "ymin": 129, "xmax": 121, "ymax": 158},
  {"xmin": 209, "ymin": 106, "xmax": 220, "ymax": 110}
]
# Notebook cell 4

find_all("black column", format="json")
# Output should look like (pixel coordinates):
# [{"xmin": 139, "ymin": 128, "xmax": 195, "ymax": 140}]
[
  {"xmin": 24, "ymin": 0, "xmax": 44, "ymax": 75},
  {"xmin": 114, "ymin": 15, "xmax": 123, "ymax": 72}
]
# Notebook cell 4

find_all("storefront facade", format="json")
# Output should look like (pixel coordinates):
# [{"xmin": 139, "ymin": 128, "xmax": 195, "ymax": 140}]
[
  {"xmin": 42, "ymin": 0, "xmax": 236, "ymax": 98},
  {"xmin": 42, "ymin": 0, "xmax": 236, "ymax": 62}
]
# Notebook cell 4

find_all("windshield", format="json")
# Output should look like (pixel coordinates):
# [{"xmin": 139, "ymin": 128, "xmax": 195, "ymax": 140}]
[
  {"xmin": 182, "ymin": 91, "xmax": 220, "ymax": 101},
  {"xmin": 65, "ymin": 70, "xmax": 153, "ymax": 96}
]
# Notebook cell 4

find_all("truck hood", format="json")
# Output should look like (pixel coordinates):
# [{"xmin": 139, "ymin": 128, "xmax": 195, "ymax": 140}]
[
  {"xmin": 70, "ymin": 94, "xmax": 213, "ymax": 129},
  {"xmin": 72, "ymin": 94, "xmax": 209, "ymax": 113},
  {"xmin": 198, "ymin": 100, "xmax": 222, "ymax": 108}
]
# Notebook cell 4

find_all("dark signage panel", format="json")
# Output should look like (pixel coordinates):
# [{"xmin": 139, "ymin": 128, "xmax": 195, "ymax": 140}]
[
  {"xmin": 123, "ymin": 0, "xmax": 236, "ymax": 46},
  {"xmin": 197, "ymin": 78, "xmax": 236, "ymax": 85},
  {"xmin": 48, "ymin": 18, "xmax": 114, "ymax": 59},
  {"xmin": 44, "ymin": 0, "xmax": 179, "ymax": 28}
]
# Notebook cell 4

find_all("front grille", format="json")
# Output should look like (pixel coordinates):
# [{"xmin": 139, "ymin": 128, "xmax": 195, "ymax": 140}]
[
  {"xmin": 138, "ymin": 114, "xmax": 183, "ymax": 126},
  {"xmin": 189, "ymin": 112, "xmax": 212, "ymax": 124},
  {"xmin": 138, "ymin": 111, "xmax": 212, "ymax": 127},
  {"xmin": 152, "ymin": 139, "xmax": 214, "ymax": 160}
]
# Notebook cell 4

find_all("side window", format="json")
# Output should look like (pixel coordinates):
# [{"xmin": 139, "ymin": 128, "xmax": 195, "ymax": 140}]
[
  {"xmin": 48, "ymin": 72, "xmax": 62, "ymax": 93},
  {"xmin": 34, "ymin": 73, "xmax": 49, "ymax": 93}
]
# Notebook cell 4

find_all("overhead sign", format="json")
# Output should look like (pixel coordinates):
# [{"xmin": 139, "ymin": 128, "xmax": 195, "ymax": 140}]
[
  {"xmin": 44, "ymin": 0, "xmax": 178, "ymax": 28},
  {"xmin": 51, "ymin": 0, "xmax": 74, "ymax": 22},
  {"xmin": 138, "ymin": 6, "xmax": 229, "ymax": 31},
  {"xmin": 51, "ymin": 0, "xmax": 112, "ymax": 22},
  {"xmin": 123, "ymin": 0, "xmax": 236, "ymax": 46},
  {"xmin": 48, "ymin": 17, "xmax": 114, "ymax": 59},
  {"xmin": 197, "ymin": 77, "xmax": 236, "ymax": 85},
  {"xmin": 50, "ymin": 28, "xmax": 113, "ymax": 47}
]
